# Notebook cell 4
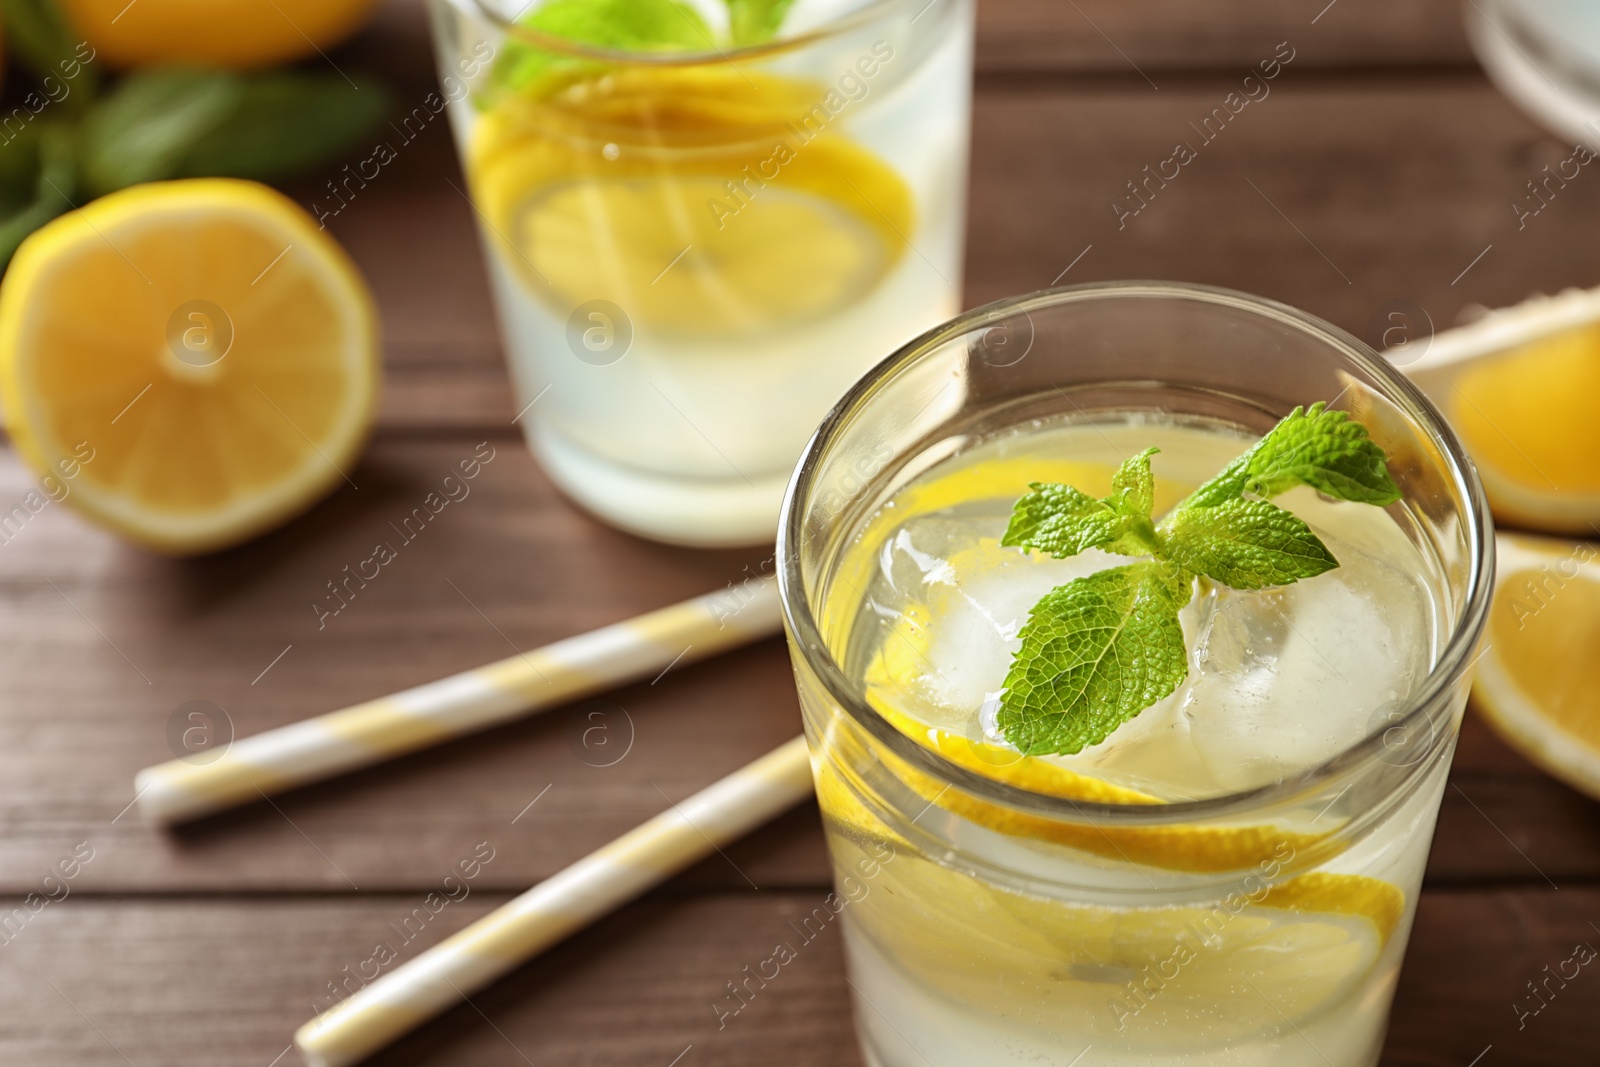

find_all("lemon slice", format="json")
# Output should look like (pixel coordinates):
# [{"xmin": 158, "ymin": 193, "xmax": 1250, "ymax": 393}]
[
  {"xmin": 841, "ymin": 695, "xmax": 1338, "ymax": 873},
  {"xmin": 1447, "ymin": 323, "xmax": 1600, "ymax": 533},
  {"xmin": 510, "ymin": 177, "xmax": 892, "ymax": 334},
  {"xmin": 820, "ymin": 764, "xmax": 1401, "ymax": 1044},
  {"xmin": 0, "ymin": 179, "xmax": 377, "ymax": 554},
  {"xmin": 467, "ymin": 67, "xmax": 912, "ymax": 336},
  {"xmin": 1473, "ymin": 531, "xmax": 1600, "ymax": 798}
]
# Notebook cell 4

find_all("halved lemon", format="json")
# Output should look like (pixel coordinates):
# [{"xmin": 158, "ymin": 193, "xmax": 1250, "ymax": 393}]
[
  {"xmin": 1446, "ymin": 323, "xmax": 1600, "ymax": 533},
  {"xmin": 467, "ymin": 67, "xmax": 912, "ymax": 336},
  {"xmin": 0, "ymin": 179, "xmax": 378, "ymax": 554},
  {"xmin": 1473, "ymin": 531, "xmax": 1600, "ymax": 798}
]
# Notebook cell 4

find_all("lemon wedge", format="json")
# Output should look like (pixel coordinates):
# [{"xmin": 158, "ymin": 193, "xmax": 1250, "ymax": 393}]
[
  {"xmin": 1445, "ymin": 322, "xmax": 1600, "ymax": 533},
  {"xmin": 467, "ymin": 67, "xmax": 912, "ymax": 336},
  {"xmin": 1473, "ymin": 531, "xmax": 1600, "ymax": 798},
  {"xmin": 0, "ymin": 179, "xmax": 378, "ymax": 554}
]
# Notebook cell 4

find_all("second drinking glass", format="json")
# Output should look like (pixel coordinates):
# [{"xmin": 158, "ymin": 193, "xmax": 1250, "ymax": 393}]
[{"xmin": 429, "ymin": 0, "xmax": 973, "ymax": 545}]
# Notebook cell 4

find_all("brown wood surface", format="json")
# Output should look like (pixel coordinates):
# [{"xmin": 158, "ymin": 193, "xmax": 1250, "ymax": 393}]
[{"xmin": 2, "ymin": 0, "xmax": 1596, "ymax": 1063}]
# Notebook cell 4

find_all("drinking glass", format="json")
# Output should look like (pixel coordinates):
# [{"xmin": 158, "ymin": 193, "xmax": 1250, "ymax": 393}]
[
  {"xmin": 1467, "ymin": 0, "xmax": 1600, "ymax": 145},
  {"xmin": 777, "ymin": 283, "xmax": 1494, "ymax": 1066},
  {"xmin": 428, "ymin": 0, "xmax": 972, "ymax": 545}
]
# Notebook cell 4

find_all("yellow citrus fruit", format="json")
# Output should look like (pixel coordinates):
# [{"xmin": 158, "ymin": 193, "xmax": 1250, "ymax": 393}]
[
  {"xmin": 819, "ymin": 756, "xmax": 1402, "ymax": 1044},
  {"xmin": 468, "ymin": 67, "xmax": 912, "ymax": 336},
  {"xmin": 1447, "ymin": 322, "xmax": 1600, "ymax": 533},
  {"xmin": 0, "ymin": 179, "xmax": 378, "ymax": 554},
  {"xmin": 1473, "ymin": 531, "xmax": 1600, "ymax": 798},
  {"xmin": 59, "ymin": 0, "xmax": 380, "ymax": 69}
]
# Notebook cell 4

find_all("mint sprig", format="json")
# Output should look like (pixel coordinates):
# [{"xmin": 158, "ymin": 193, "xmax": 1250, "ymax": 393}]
[
  {"xmin": 492, "ymin": 0, "xmax": 797, "ymax": 98},
  {"xmin": 996, "ymin": 402, "xmax": 1401, "ymax": 756}
]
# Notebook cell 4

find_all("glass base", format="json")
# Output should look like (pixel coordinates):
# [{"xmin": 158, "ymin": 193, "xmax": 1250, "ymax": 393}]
[{"xmin": 527, "ymin": 420, "xmax": 785, "ymax": 548}]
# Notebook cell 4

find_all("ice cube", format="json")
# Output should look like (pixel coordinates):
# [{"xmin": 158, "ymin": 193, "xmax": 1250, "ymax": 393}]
[
  {"xmin": 860, "ymin": 513, "xmax": 1124, "ymax": 732},
  {"xmin": 1177, "ymin": 521, "xmax": 1434, "ymax": 792}
]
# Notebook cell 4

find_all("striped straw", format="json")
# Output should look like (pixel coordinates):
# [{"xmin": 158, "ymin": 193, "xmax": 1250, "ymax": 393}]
[
  {"xmin": 293, "ymin": 735, "xmax": 814, "ymax": 1067},
  {"xmin": 136, "ymin": 577, "xmax": 782, "ymax": 825}
]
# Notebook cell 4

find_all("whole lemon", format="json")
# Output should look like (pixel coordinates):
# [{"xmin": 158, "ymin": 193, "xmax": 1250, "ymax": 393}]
[{"xmin": 59, "ymin": 0, "xmax": 382, "ymax": 70}]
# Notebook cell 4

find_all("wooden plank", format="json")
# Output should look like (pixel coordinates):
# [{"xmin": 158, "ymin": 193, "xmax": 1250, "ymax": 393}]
[
  {"xmin": 0, "ymin": 887, "xmax": 1592, "ymax": 1065},
  {"xmin": 974, "ymin": 0, "xmax": 1474, "ymax": 74},
  {"xmin": 963, "ymin": 74, "xmax": 1600, "ymax": 346},
  {"xmin": 0, "ymin": 438, "xmax": 821, "ymax": 892}
]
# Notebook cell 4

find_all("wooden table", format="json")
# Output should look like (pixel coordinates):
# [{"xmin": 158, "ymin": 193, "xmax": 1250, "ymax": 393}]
[{"xmin": 4, "ymin": 1, "xmax": 1596, "ymax": 1063}]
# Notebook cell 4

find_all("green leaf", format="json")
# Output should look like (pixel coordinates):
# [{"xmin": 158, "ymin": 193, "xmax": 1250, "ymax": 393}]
[
  {"xmin": 994, "ymin": 401, "xmax": 1398, "ymax": 755},
  {"xmin": 172, "ymin": 72, "xmax": 392, "ymax": 184},
  {"xmin": 80, "ymin": 69, "xmax": 243, "ymax": 195},
  {"xmin": 490, "ymin": 0, "xmax": 715, "ymax": 98},
  {"xmin": 1110, "ymin": 447, "xmax": 1157, "ymax": 517},
  {"xmin": 0, "ymin": 0, "xmax": 100, "ymax": 104},
  {"xmin": 726, "ymin": 0, "xmax": 797, "ymax": 44},
  {"xmin": 1002, "ymin": 450, "xmax": 1162, "ymax": 560},
  {"xmin": 996, "ymin": 561, "xmax": 1191, "ymax": 756},
  {"xmin": 1163, "ymin": 497, "xmax": 1339, "ymax": 589},
  {"xmin": 1183, "ymin": 402, "xmax": 1401, "ymax": 509},
  {"xmin": 1243, "ymin": 402, "xmax": 1403, "ymax": 505},
  {"xmin": 1001, "ymin": 482, "xmax": 1123, "ymax": 558},
  {"xmin": 80, "ymin": 67, "xmax": 392, "ymax": 197},
  {"xmin": 0, "ymin": 122, "xmax": 76, "ymax": 270}
]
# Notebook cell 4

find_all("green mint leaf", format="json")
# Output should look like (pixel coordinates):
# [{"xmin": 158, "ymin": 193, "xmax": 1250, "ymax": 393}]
[
  {"xmin": 172, "ymin": 71, "xmax": 392, "ymax": 185},
  {"xmin": 491, "ymin": 0, "xmax": 715, "ymax": 97},
  {"xmin": 997, "ymin": 561, "xmax": 1191, "ymax": 756},
  {"xmin": 1162, "ymin": 497, "xmax": 1338, "ymax": 589},
  {"xmin": 0, "ymin": 122, "xmax": 75, "ymax": 270},
  {"xmin": 1110, "ymin": 447, "xmax": 1157, "ymax": 517},
  {"xmin": 79, "ymin": 69, "xmax": 243, "ymax": 195},
  {"xmin": 726, "ymin": 0, "xmax": 797, "ymax": 44},
  {"xmin": 1001, "ymin": 482, "xmax": 1123, "ymax": 557},
  {"xmin": 80, "ymin": 68, "xmax": 391, "ymax": 197},
  {"xmin": 1243, "ymin": 402, "xmax": 1403, "ymax": 505},
  {"xmin": 1002, "ymin": 449, "xmax": 1161, "ymax": 559},
  {"xmin": 1184, "ymin": 402, "xmax": 1401, "ymax": 509}
]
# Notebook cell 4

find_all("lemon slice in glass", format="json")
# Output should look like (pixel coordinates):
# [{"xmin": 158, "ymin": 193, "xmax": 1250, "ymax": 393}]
[
  {"xmin": 826, "ymin": 816, "xmax": 1399, "ymax": 1045},
  {"xmin": 467, "ymin": 67, "xmax": 913, "ymax": 336}
]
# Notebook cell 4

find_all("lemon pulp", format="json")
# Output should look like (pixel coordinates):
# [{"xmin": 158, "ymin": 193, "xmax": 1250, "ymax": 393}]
[
  {"xmin": 1450, "ymin": 323, "xmax": 1600, "ymax": 531},
  {"xmin": 1474, "ymin": 532, "xmax": 1600, "ymax": 800},
  {"xmin": 466, "ymin": 67, "xmax": 913, "ymax": 336},
  {"xmin": 0, "ymin": 179, "xmax": 377, "ymax": 553}
]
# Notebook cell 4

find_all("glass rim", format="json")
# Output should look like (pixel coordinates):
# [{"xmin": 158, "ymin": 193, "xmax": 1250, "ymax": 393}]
[
  {"xmin": 776, "ymin": 280, "xmax": 1496, "ymax": 826},
  {"xmin": 453, "ymin": 0, "xmax": 908, "ymax": 66}
]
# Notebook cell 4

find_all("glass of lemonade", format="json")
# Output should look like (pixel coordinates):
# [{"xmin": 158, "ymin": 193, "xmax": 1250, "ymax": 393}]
[
  {"xmin": 777, "ymin": 283, "xmax": 1493, "ymax": 1066},
  {"xmin": 427, "ymin": 0, "xmax": 972, "ymax": 545}
]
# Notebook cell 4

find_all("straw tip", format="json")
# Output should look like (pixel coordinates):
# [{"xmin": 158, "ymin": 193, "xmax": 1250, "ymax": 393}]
[{"xmin": 130, "ymin": 765, "xmax": 205, "ymax": 827}]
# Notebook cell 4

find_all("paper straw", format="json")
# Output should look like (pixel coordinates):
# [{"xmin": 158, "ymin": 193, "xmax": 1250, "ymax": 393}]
[
  {"xmin": 136, "ymin": 577, "xmax": 782, "ymax": 825},
  {"xmin": 293, "ymin": 734, "xmax": 814, "ymax": 1067}
]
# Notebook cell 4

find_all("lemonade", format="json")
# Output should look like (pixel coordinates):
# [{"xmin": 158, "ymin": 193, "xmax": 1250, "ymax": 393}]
[
  {"xmin": 823, "ymin": 420, "xmax": 1447, "ymax": 1066},
  {"xmin": 778, "ymin": 285, "xmax": 1492, "ymax": 1067},
  {"xmin": 429, "ymin": 0, "xmax": 972, "ymax": 544}
]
